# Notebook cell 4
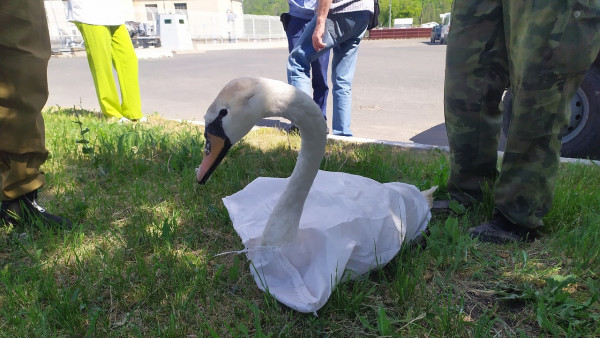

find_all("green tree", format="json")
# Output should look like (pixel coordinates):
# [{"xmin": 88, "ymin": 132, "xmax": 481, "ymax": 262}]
[
  {"xmin": 242, "ymin": 0, "xmax": 453, "ymax": 27},
  {"xmin": 243, "ymin": 0, "xmax": 288, "ymax": 16},
  {"xmin": 379, "ymin": 0, "xmax": 452, "ymax": 27}
]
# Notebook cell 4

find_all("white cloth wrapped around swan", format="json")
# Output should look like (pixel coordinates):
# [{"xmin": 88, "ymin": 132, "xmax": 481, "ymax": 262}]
[{"xmin": 196, "ymin": 77, "xmax": 435, "ymax": 314}]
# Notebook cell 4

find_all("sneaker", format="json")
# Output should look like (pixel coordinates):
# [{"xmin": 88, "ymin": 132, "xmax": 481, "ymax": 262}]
[
  {"xmin": 468, "ymin": 213, "xmax": 535, "ymax": 244},
  {"xmin": 118, "ymin": 116, "xmax": 147, "ymax": 124},
  {"xmin": 0, "ymin": 190, "xmax": 72, "ymax": 229}
]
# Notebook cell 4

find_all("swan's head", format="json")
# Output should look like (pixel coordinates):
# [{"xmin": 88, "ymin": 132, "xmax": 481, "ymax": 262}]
[{"xmin": 196, "ymin": 77, "xmax": 290, "ymax": 184}]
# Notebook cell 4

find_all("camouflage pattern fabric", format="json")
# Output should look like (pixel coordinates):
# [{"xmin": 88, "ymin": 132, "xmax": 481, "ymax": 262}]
[
  {"xmin": 0, "ymin": 0, "xmax": 50, "ymax": 200},
  {"xmin": 444, "ymin": 0, "xmax": 600, "ymax": 228}
]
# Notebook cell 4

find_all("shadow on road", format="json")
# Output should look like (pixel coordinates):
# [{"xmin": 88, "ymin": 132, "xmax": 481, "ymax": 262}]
[
  {"xmin": 410, "ymin": 123, "xmax": 449, "ymax": 147},
  {"xmin": 409, "ymin": 122, "xmax": 508, "ymax": 150}
]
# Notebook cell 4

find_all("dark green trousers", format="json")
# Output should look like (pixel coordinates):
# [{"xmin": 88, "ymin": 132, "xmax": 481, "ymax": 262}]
[
  {"xmin": 0, "ymin": 0, "xmax": 50, "ymax": 200},
  {"xmin": 444, "ymin": 0, "xmax": 600, "ymax": 228}
]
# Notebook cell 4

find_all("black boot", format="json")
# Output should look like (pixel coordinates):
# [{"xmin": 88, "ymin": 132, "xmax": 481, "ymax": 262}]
[
  {"xmin": 0, "ymin": 190, "xmax": 72, "ymax": 229},
  {"xmin": 468, "ymin": 213, "xmax": 536, "ymax": 243}
]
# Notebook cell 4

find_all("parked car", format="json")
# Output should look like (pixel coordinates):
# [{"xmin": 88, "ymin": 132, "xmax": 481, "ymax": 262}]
[
  {"xmin": 440, "ymin": 12, "xmax": 451, "ymax": 44},
  {"xmin": 502, "ymin": 54, "xmax": 600, "ymax": 159},
  {"xmin": 430, "ymin": 25, "xmax": 441, "ymax": 43},
  {"xmin": 421, "ymin": 22, "xmax": 439, "ymax": 28}
]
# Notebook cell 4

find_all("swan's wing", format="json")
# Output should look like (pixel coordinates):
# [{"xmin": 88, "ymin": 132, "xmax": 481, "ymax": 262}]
[
  {"xmin": 383, "ymin": 181, "xmax": 432, "ymax": 242},
  {"xmin": 222, "ymin": 171, "xmax": 432, "ymax": 314}
]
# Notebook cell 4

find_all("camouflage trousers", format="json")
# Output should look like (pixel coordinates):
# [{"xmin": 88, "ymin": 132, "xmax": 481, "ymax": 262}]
[
  {"xmin": 0, "ymin": 0, "xmax": 50, "ymax": 200},
  {"xmin": 444, "ymin": 0, "xmax": 600, "ymax": 228}
]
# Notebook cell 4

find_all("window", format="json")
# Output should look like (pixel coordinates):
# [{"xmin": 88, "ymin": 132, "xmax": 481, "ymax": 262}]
[
  {"xmin": 145, "ymin": 4, "xmax": 158, "ymax": 21},
  {"xmin": 174, "ymin": 3, "xmax": 188, "ymax": 17}
]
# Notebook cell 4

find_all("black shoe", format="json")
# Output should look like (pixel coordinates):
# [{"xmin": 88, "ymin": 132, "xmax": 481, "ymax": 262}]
[
  {"xmin": 468, "ymin": 213, "xmax": 535, "ymax": 244},
  {"xmin": 0, "ymin": 190, "xmax": 72, "ymax": 229}
]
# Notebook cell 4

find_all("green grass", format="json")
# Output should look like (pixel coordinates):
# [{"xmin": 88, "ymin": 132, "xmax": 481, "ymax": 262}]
[{"xmin": 1, "ymin": 107, "xmax": 598, "ymax": 336}]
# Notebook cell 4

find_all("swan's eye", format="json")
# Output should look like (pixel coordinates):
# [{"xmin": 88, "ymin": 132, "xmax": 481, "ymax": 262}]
[
  {"xmin": 218, "ymin": 109, "xmax": 228, "ymax": 117},
  {"xmin": 204, "ymin": 138, "xmax": 211, "ymax": 155}
]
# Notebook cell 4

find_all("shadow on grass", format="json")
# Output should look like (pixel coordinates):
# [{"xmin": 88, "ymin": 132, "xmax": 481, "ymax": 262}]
[{"xmin": 1, "ymin": 108, "xmax": 599, "ymax": 336}]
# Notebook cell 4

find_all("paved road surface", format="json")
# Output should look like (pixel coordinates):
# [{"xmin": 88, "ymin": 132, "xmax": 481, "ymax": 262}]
[{"xmin": 47, "ymin": 39, "xmax": 450, "ymax": 147}]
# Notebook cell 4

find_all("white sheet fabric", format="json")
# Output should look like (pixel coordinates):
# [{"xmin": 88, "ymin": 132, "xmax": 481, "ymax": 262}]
[{"xmin": 223, "ymin": 170, "xmax": 431, "ymax": 314}]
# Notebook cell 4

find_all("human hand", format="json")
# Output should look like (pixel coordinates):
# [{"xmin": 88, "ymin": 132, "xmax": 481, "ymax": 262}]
[{"xmin": 312, "ymin": 23, "xmax": 326, "ymax": 52}]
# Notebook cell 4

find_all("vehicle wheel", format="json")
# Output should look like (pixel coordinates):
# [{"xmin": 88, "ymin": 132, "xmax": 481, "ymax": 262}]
[
  {"xmin": 439, "ymin": 38, "xmax": 444, "ymax": 44},
  {"xmin": 502, "ymin": 66, "xmax": 600, "ymax": 159}
]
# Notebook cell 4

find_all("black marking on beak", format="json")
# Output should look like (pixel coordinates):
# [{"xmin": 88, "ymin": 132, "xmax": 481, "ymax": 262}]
[{"xmin": 197, "ymin": 109, "xmax": 232, "ymax": 185}]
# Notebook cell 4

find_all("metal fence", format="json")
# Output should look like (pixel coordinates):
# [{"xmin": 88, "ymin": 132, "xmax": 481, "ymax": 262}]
[
  {"xmin": 188, "ymin": 13, "xmax": 285, "ymax": 44},
  {"xmin": 44, "ymin": 1, "xmax": 285, "ymax": 52},
  {"xmin": 45, "ymin": 0, "xmax": 84, "ymax": 53},
  {"xmin": 367, "ymin": 28, "xmax": 432, "ymax": 40},
  {"xmin": 239, "ymin": 14, "xmax": 285, "ymax": 43}
]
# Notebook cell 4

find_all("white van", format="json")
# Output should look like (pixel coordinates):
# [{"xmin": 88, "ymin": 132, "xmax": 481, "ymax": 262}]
[
  {"xmin": 393, "ymin": 18, "xmax": 413, "ymax": 29},
  {"xmin": 440, "ymin": 13, "xmax": 451, "ymax": 44}
]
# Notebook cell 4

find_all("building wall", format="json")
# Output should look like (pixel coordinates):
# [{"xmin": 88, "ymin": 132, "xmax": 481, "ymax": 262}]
[
  {"xmin": 44, "ymin": 0, "xmax": 283, "ymax": 51},
  {"xmin": 131, "ymin": 0, "xmax": 243, "ymax": 39}
]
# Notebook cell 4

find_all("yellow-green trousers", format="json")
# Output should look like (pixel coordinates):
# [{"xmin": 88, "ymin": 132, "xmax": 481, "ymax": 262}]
[
  {"xmin": 0, "ymin": 0, "xmax": 50, "ymax": 201},
  {"xmin": 75, "ymin": 22, "xmax": 143, "ymax": 119}
]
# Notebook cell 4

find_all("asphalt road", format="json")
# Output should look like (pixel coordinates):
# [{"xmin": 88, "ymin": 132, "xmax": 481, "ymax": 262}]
[{"xmin": 47, "ymin": 39, "xmax": 449, "ymax": 147}]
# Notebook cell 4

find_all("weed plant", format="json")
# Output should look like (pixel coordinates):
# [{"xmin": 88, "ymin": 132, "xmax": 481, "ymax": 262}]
[{"xmin": 0, "ymin": 108, "xmax": 598, "ymax": 336}]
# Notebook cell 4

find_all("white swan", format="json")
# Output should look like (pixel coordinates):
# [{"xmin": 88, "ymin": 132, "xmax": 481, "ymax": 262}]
[{"xmin": 196, "ymin": 77, "xmax": 435, "ymax": 314}]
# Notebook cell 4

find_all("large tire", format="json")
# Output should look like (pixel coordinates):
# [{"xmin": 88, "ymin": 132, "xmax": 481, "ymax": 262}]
[{"xmin": 502, "ymin": 66, "xmax": 600, "ymax": 160}]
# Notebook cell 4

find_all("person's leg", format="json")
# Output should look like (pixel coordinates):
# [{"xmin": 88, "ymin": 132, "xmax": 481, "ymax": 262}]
[
  {"xmin": 110, "ymin": 24, "xmax": 143, "ymax": 120},
  {"xmin": 0, "ymin": 0, "xmax": 71, "ymax": 228},
  {"xmin": 494, "ymin": 0, "xmax": 600, "ymax": 229},
  {"xmin": 0, "ymin": 0, "xmax": 50, "ymax": 200},
  {"xmin": 328, "ymin": 11, "xmax": 370, "ymax": 136},
  {"xmin": 285, "ymin": 16, "xmax": 307, "ymax": 53},
  {"xmin": 287, "ymin": 15, "xmax": 330, "ymax": 120},
  {"xmin": 287, "ymin": 17, "xmax": 324, "ymax": 97},
  {"xmin": 330, "ymin": 37, "xmax": 361, "ymax": 136},
  {"xmin": 444, "ymin": 0, "xmax": 509, "ymax": 204},
  {"xmin": 311, "ymin": 50, "xmax": 330, "ymax": 119},
  {"xmin": 75, "ymin": 22, "xmax": 123, "ymax": 118},
  {"xmin": 0, "ymin": 153, "xmax": 47, "ymax": 201}
]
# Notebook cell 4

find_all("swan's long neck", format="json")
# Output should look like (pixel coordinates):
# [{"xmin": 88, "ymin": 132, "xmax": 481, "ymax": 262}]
[{"xmin": 259, "ymin": 82, "xmax": 327, "ymax": 246}]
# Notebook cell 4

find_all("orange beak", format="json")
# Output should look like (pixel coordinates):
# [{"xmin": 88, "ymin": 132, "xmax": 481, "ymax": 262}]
[{"xmin": 196, "ymin": 132, "xmax": 231, "ymax": 184}]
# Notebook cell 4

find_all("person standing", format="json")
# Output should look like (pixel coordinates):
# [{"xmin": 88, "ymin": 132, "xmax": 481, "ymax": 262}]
[
  {"xmin": 0, "ymin": 0, "xmax": 72, "ymax": 228},
  {"xmin": 287, "ymin": 0, "xmax": 374, "ymax": 136},
  {"xmin": 443, "ymin": 0, "xmax": 600, "ymax": 242},
  {"xmin": 68, "ymin": 0, "xmax": 144, "ymax": 122},
  {"xmin": 283, "ymin": 1, "xmax": 330, "ymax": 131}
]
